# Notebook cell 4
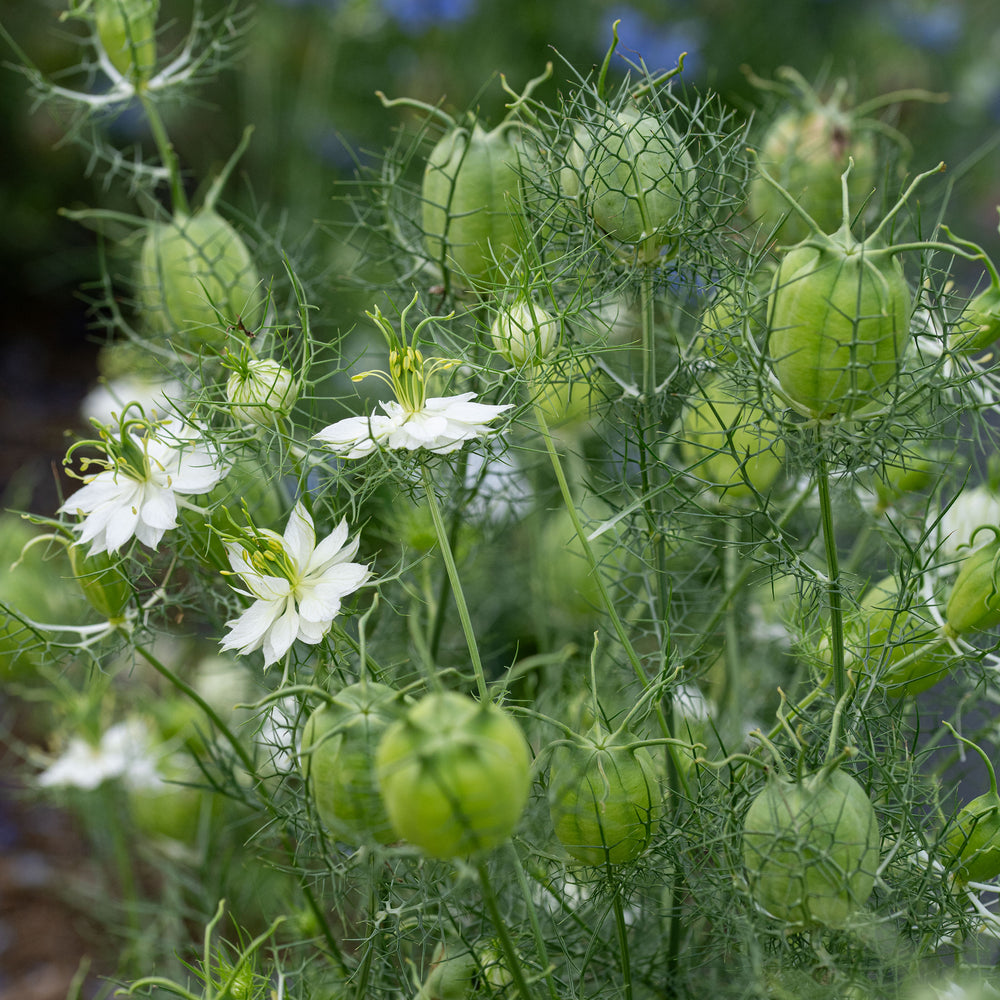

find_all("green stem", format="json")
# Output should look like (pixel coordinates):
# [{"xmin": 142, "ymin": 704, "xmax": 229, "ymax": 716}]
[
  {"xmin": 421, "ymin": 462, "xmax": 488, "ymax": 701},
  {"xmin": 507, "ymin": 844, "xmax": 560, "ymax": 1000},
  {"xmin": 815, "ymin": 453, "xmax": 847, "ymax": 703},
  {"xmin": 720, "ymin": 517, "xmax": 742, "ymax": 726},
  {"xmin": 477, "ymin": 860, "xmax": 540, "ymax": 1000},
  {"xmin": 534, "ymin": 403, "xmax": 646, "ymax": 687},
  {"xmin": 612, "ymin": 887, "xmax": 633, "ymax": 1000},
  {"xmin": 138, "ymin": 92, "xmax": 188, "ymax": 216}
]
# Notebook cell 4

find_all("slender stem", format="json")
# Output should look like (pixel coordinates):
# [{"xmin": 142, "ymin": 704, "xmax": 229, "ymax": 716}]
[
  {"xmin": 421, "ymin": 462, "xmax": 488, "ymax": 701},
  {"xmin": 612, "ymin": 887, "xmax": 633, "ymax": 1000},
  {"xmin": 816, "ymin": 452, "xmax": 847, "ymax": 703},
  {"xmin": 477, "ymin": 860, "xmax": 540, "ymax": 1000},
  {"xmin": 534, "ymin": 403, "xmax": 646, "ymax": 686},
  {"xmin": 138, "ymin": 92, "xmax": 188, "ymax": 215},
  {"xmin": 507, "ymin": 844, "xmax": 560, "ymax": 1000},
  {"xmin": 720, "ymin": 517, "xmax": 742, "ymax": 726}
]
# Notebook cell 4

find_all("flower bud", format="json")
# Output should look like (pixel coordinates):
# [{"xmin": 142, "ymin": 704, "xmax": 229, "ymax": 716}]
[
  {"xmin": 944, "ymin": 535, "xmax": 1000, "ymax": 635},
  {"xmin": 490, "ymin": 301, "xmax": 559, "ymax": 365},
  {"xmin": 67, "ymin": 542, "xmax": 132, "ymax": 622},
  {"xmin": 226, "ymin": 358, "xmax": 297, "ymax": 425}
]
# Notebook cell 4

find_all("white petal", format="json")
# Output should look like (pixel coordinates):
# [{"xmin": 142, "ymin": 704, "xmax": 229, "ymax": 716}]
[
  {"xmin": 262, "ymin": 603, "xmax": 300, "ymax": 665},
  {"xmin": 282, "ymin": 502, "xmax": 316, "ymax": 565},
  {"xmin": 221, "ymin": 599, "xmax": 284, "ymax": 655}
]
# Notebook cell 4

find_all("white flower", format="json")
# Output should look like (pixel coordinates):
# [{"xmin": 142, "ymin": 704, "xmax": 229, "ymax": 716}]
[
  {"xmin": 220, "ymin": 502, "xmax": 370, "ymax": 667},
  {"xmin": 937, "ymin": 484, "xmax": 1000, "ymax": 565},
  {"xmin": 37, "ymin": 718, "xmax": 163, "ymax": 791},
  {"xmin": 313, "ymin": 297, "xmax": 512, "ymax": 458},
  {"xmin": 315, "ymin": 392, "xmax": 513, "ymax": 457},
  {"xmin": 256, "ymin": 696, "xmax": 300, "ymax": 774},
  {"xmin": 59, "ymin": 419, "xmax": 225, "ymax": 556},
  {"xmin": 81, "ymin": 375, "xmax": 185, "ymax": 426}
]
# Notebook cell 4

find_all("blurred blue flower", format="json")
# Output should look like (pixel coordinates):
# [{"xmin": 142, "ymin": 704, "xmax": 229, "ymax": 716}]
[
  {"xmin": 603, "ymin": 7, "xmax": 703, "ymax": 78},
  {"xmin": 382, "ymin": 0, "xmax": 477, "ymax": 31},
  {"xmin": 882, "ymin": 0, "xmax": 963, "ymax": 52}
]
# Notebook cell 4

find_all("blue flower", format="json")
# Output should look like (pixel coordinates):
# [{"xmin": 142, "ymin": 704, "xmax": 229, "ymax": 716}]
[
  {"xmin": 603, "ymin": 7, "xmax": 703, "ymax": 78},
  {"xmin": 382, "ymin": 0, "xmax": 477, "ymax": 31}
]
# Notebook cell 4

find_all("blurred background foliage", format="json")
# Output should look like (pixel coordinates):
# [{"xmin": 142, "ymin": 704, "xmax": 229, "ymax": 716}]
[{"xmin": 2, "ymin": 0, "xmax": 1000, "ymax": 512}]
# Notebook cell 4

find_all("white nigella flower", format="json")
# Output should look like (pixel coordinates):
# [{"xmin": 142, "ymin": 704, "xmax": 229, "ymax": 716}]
[
  {"xmin": 37, "ymin": 718, "xmax": 163, "ymax": 791},
  {"xmin": 220, "ymin": 502, "xmax": 370, "ymax": 667},
  {"xmin": 313, "ymin": 297, "xmax": 512, "ymax": 458},
  {"xmin": 59, "ymin": 414, "xmax": 226, "ymax": 556},
  {"xmin": 937, "ymin": 484, "xmax": 1000, "ymax": 565}
]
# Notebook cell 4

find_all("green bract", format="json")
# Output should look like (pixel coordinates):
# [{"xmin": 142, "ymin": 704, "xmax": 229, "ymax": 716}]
[
  {"xmin": 680, "ymin": 377, "xmax": 785, "ymax": 502},
  {"xmin": 300, "ymin": 682, "xmax": 400, "ymax": 845},
  {"xmin": 94, "ymin": 0, "xmax": 158, "ymax": 81},
  {"xmin": 375, "ymin": 691, "xmax": 531, "ymax": 858},
  {"xmin": 742, "ymin": 766, "xmax": 880, "ymax": 927},
  {"xmin": 421, "ymin": 121, "xmax": 526, "ymax": 289},
  {"xmin": 576, "ymin": 106, "xmax": 694, "ymax": 261},
  {"xmin": 944, "ymin": 535, "xmax": 1000, "ymax": 635},
  {"xmin": 842, "ymin": 576, "xmax": 951, "ymax": 697},
  {"xmin": 767, "ymin": 238, "xmax": 911, "ymax": 418},
  {"xmin": 548, "ymin": 724, "xmax": 662, "ymax": 866},
  {"xmin": 137, "ymin": 208, "xmax": 264, "ymax": 354},
  {"xmin": 750, "ymin": 105, "xmax": 877, "ymax": 246}
]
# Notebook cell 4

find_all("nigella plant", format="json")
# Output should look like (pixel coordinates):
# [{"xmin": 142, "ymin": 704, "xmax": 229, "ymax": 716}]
[{"xmin": 10, "ymin": 5, "xmax": 1000, "ymax": 1000}]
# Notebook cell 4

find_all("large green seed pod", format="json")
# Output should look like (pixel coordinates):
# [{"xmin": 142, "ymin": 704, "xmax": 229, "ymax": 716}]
[
  {"xmin": 767, "ymin": 238, "xmax": 911, "ymax": 418},
  {"xmin": 944, "ymin": 535, "xmax": 1000, "ymax": 635},
  {"xmin": 94, "ymin": 0, "xmax": 158, "ymax": 81},
  {"xmin": 421, "ymin": 121, "xmax": 526, "ymax": 289},
  {"xmin": 137, "ymin": 208, "xmax": 264, "ymax": 354},
  {"xmin": 742, "ymin": 766, "xmax": 880, "ymax": 927},
  {"xmin": 375, "ymin": 692, "xmax": 531, "ymax": 858},
  {"xmin": 548, "ymin": 724, "xmax": 662, "ymax": 866},
  {"xmin": 577, "ymin": 106, "xmax": 694, "ymax": 260},
  {"xmin": 750, "ymin": 105, "xmax": 877, "ymax": 246},
  {"xmin": 300, "ymin": 682, "xmax": 400, "ymax": 845},
  {"xmin": 843, "ymin": 576, "xmax": 951, "ymax": 697},
  {"xmin": 679, "ymin": 377, "xmax": 785, "ymax": 502},
  {"xmin": 950, "ymin": 284, "xmax": 1000, "ymax": 354}
]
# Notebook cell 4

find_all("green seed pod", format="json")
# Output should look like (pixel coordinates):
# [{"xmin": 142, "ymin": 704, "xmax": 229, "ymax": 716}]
[
  {"xmin": 577, "ymin": 106, "xmax": 694, "ymax": 261},
  {"xmin": 67, "ymin": 542, "xmax": 133, "ymax": 622},
  {"xmin": 742, "ymin": 766, "xmax": 880, "ymax": 927},
  {"xmin": 548, "ymin": 724, "xmax": 662, "ymax": 866},
  {"xmin": 943, "ymin": 790, "xmax": 1000, "ymax": 883},
  {"xmin": 679, "ymin": 377, "xmax": 785, "ymax": 502},
  {"xmin": 750, "ymin": 105, "xmax": 878, "ymax": 246},
  {"xmin": 94, "ymin": 0, "xmax": 158, "ymax": 82},
  {"xmin": 845, "ymin": 576, "xmax": 951, "ymax": 697},
  {"xmin": 944, "ymin": 535, "xmax": 1000, "ymax": 635},
  {"xmin": 375, "ymin": 691, "xmax": 531, "ymax": 858},
  {"xmin": 950, "ymin": 284, "xmax": 1000, "ymax": 354},
  {"xmin": 300, "ymin": 682, "xmax": 400, "ymax": 845},
  {"xmin": 767, "ymin": 239, "xmax": 911, "ymax": 417},
  {"xmin": 421, "ymin": 121, "xmax": 526, "ymax": 289},
  {"xmin": 137, "ymin": 208, "xmax": 265, "ymax": 354}
]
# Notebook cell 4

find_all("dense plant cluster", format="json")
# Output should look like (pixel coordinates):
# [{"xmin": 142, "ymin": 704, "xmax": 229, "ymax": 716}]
[{"xmin": 6, "ymin": 4, "xmax": 1000, "ymax": 999}]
